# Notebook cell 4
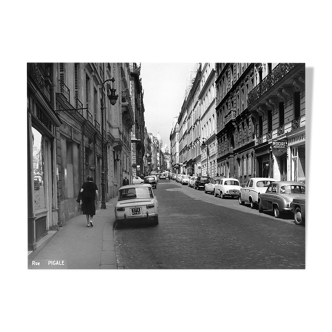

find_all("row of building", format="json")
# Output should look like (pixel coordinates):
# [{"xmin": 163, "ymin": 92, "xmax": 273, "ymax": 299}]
[
  {"xmin": 170, "ymin": 63, "xmax": 305, "ymax": 187},
  {"xmin": 27, "ymin": 63, "xmax": 167, "ymax": 251}
]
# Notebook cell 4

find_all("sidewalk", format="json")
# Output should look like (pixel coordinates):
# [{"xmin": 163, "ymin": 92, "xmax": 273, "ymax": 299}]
[{"xmin": 28, "ymin": 197, "xmax": 118, "ymax": 269}]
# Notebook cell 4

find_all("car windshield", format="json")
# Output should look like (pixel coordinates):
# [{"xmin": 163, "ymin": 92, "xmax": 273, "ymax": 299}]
[
  {"xmin": 119, "ymin": 187, "xmax": 154, "ymax": 201},
  {"xmin": 280, "ymin": 185, "xmax": 305, "ymax": 194},
  {"xmin": 256, "ymin": 180, "xmax": 274, "ymax": 187},
  {"xmin": 200, "ymin": 177, "xmax": 209, "ymax": 182},
  {"xmin": 183, "ymin": 175, "xmax": 189, "ymax": 179},
  {"xmin": 224, "ymin": 180, "xmax": 239, "ymax": 186}
]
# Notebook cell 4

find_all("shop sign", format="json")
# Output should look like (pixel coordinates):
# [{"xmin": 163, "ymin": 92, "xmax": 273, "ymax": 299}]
[
  {"xmin": 272, "ymin": 140, "xmax": 287, "ymax": 149},
  {"xmin": 272, "ymin": 140, "xmax": 287, "ymax": 157}
]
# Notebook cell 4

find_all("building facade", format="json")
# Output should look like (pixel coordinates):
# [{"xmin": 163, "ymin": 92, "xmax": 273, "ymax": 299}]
[
  {"xmin": 215, "ymin": 63, "xmax": 256, "ymax": 185},
  {"xmin": 28, "ymin": 62, "xmax": 140, "ymax": 252},
  {"xmin": 199, "ymin": 63, "xmax": 216, "ymax": 177},
  {"xmin": 248, "ymin": 63, "xmax": 305, "ymax": 182}
]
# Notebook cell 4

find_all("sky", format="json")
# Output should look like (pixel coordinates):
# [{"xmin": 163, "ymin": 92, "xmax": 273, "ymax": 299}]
[{"xmin": 140, "ymin": 63, "xmax": 198, "ymax": 149}]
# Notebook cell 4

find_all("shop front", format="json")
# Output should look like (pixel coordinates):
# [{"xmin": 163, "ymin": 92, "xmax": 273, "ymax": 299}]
[
  {"xmin": 255, "ymin": 142, "xmax": 272, "ymax": 178},
  {"xmin": 28, "ymin": 92, "xmax": 62, "ymax": 251},
  {"xmin": 272, "ymin": 140, "xmax": 288, "ymax": 181},
  {"xmin": 287, "ymin": 127, "xmax": 305, "ymax": 183}
]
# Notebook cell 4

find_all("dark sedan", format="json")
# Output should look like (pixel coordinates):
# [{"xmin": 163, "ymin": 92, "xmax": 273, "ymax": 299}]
[
  {"xmin": 194, "ymin": 176, "xmax": 210, "ymax": 190},
  {"xmin": 258, "ymin": 181, "xmax": 305, "ymax": 218}
]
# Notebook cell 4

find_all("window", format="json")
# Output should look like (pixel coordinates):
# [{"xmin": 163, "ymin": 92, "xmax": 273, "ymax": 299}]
[
  {"xmin": 249, "ymin": 180, "xmax": 253, "ymax": 187},
  {"xmin": 268, "ymin": 63, "xmax": 272, "ymax": 74},
  {"xmin": 279, "ymin": 102, "xmax": 285, "ymax": 126},
  {"xmin": 268, "ymin": 110, "xmax": 272, "ymax": 132},
  {"xmin": 294, "ymin": 91, "xmax": 301, "ymax": 119},
  {"xmin": 74, "ymin": 63, "xmax": 79, "ymax": 100},
  {"xmin": 259, "ymin": 116, "xmax": 263, "ymax": 136},
  {"xmin": 85, "ymin": 74, "xmax": 90, "ymax": 106}
]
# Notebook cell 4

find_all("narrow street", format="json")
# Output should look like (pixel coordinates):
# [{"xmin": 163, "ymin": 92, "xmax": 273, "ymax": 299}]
[{"xmin": 114, "ymin": 179, "xmax": 305, "ymax": 269}]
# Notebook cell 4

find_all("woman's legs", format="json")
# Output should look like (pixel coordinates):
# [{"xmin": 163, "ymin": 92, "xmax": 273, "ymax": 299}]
[
  {"xmin": 89, "ymin": 215, "xmax": 94, "ymax": 226},
  {"xmin": 86, "ymin": 215, "xmax": 90, "ymax": 226}
]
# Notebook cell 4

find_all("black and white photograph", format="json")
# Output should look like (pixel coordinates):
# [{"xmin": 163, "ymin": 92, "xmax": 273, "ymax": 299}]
[{"xmin": 27, "ymin": 62, "xmax": 306, "ymax": 270}]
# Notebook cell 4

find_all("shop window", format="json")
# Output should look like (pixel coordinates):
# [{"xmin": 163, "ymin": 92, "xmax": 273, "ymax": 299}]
[{"xmin": 32, "ymin": 127, "xmax": 46, "ymax": 211}]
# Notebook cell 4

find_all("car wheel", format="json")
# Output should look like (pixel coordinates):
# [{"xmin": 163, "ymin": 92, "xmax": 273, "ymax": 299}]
[
  {"xmin": 250, "ymin": 200, "xmax": 256, "ymax": 209},
  {"xmin": 211, "ymin": 190, "xmax": 215, "ymax": 195},
  {"xmin": 258, "ymin": 201, "xmax": 263, "ymax": 213},
  {"xmin": 214, "ymin": 190, "xmax": 218, "ymax": 197},
  {"xmin": 294, "ymin": 207, "xmax": 304, "ymax": 225},
  {"xmin": 273, "ymin": 205, "xmax": 280, "ymax": 218},
  {"xmin": 220, "ymin": 192, "xmax": 224, "ymax": 199},
  {"xmin": 153, "ymin": 216, "xmax": 159, "ymax": 226},
  {"xmin": 238, "ymin": 196, "xmax": 244, "ymax": 205}
]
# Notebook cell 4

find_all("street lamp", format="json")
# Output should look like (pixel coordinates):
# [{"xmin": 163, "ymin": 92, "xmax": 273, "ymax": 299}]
[{"xmin": 101, "ymin": 77, "xmax": 118, "ymax": 209}]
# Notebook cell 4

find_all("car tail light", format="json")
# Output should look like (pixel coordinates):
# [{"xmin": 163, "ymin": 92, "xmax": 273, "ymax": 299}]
[
  {"xmin": 146, "ymin": 204, "xmax": 154, "ymax": 209},
  {"xmin": 116, "ymin": 207, "xmax": 125, "ymax": 211}
]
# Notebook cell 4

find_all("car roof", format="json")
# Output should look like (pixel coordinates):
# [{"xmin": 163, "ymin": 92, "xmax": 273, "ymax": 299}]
[
  {"xmin": 221, "ymin": 178, "xmax": 240, "ymax": 181},
  {"xmin": 250, "ymin": 177, "xmax": 276, "ymax": 181},
  {"xmin": 119, "ymin": 184, "xmax": 152, "ymax": 190}
]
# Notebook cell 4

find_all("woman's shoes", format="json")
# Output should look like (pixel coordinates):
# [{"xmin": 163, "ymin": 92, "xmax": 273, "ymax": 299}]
[
  {"xmin": 90, "ymin": 221, "xmax": 94, "ymax": 227},
  {"xmin": 87, "ymin": 224, "xmax": 90, "ymax": 227}
]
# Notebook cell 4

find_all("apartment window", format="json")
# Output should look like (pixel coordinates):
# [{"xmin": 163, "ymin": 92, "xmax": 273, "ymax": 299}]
[
  {"xmin": 268, "ymin": 63, "xmax": 272, "ymax": 74},
  {"xmin": 259, "ymin": 116, "xmax": 263, "ymax": 136},
  {"xmin": 268, "ymin": 110, "xmax": 272, "ymax": 132},
  {"xmin": 294, "ymin": 91, "xmax": 301, "ymax": 119},
  {"xmin": 60, "ymin": 63, "xmax": 65, "ymax": 83},
  {"xmin": 85, "ymin": 74, "xmax": 90, "ymax": 105},
  {"xmin": 74, "ymin": 63, "xmax": 79, "ymax": 100},
  {"xmin": 94, "ymin": 88, "xmax": 98, "ymax": 121},
  {"xmin": 279, "ymin": 102, "xmax": 285, "ymax": 126}
]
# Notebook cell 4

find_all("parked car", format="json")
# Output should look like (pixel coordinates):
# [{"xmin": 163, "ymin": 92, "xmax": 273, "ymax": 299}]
[
  {"xmin": 214, "ymin": 178, "xmax": 241, "ymax": 199},
  {"xmin": 188, "ymin": 176, "xmax": 197, "ymax": 188},
  {"xmin": 171, "ymin": 173, "xmax": 177, "ymax": 180},
  {"xmin": 144, "ymin": 175, "xmax": 157, "ymax": 189},
  {"xmin": 290, "ymin": 197, "xmax": 306, "ymax": 225},
  {"xmin": 132, "ymin": 176, "xmax": 144, "ymax": 184},
  {"xmin": 194, "ymin": 176, "xmax": 210, "ymax": 190},
  {"xmin": 176, "ymin": 174, "xmax": 183, "ymax": 183},
  {"xmin": 238, "ymin": 177, "xmax": 276, "ymax": 209},
  {"xmin": 181, "ymin": 175, "xmax": 190, "ymax": 185},
  {"xmin": 115, "ymin": 184, "xmax": 159, "ymax": 225},
  {"xmin": 258, "ymin": 181, "xmax": 305, "ymax": 218},
  {"xmin": 204, "ymin": 176, "xmax": 223, "ymax": 195}
]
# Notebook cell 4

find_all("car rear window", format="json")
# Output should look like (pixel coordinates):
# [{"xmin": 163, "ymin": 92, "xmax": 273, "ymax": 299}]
[
  {"xmin": 280, "ymin": 185, "xmax": 305, "ymax": 194},
  {"xmin": 224, "ymin": 180, "xmax": 240, "ymax": 186},
  {"xmin": 119, "ymin": 187, "xmax": 154, "ymax": 201},
  {"xmin": 256, "ymin": 180, "xmax": 274, "ymax": 187}
]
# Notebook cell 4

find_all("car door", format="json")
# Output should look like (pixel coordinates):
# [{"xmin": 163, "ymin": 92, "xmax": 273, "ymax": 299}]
[
  {"xmin": 266, "ymin": 183, "xmax": 277, "ymax": 210},
  {"xmin": 262, "ymin": 184, "xmax": 273, "ymax": 209}
]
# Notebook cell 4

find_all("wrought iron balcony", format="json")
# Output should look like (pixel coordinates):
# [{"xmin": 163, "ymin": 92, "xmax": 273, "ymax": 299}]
[
  {"xmin": 75, "ymin": 97, "xmax": 83, "ymax": 116},
  {"xmin": 248, "ymin": 63, "xmax": 296, "ymax": 107},
  {"xmin": 87, "ymin": 110, "xmax": 93, "ymax": 124},
  {"xmin": 95, "ymin": 120, "xmax": 100, "ymax": 132},
  {"xmin": 59, "ymin": 79, "xmax": 70, "ymax": 102},
  {"xmin": 28, "ymin": 63, "xmax": 51, "ymax": 102},
  {"xmin": 224, "ymin": 109, "xmax": 236, "ymax": 126}
]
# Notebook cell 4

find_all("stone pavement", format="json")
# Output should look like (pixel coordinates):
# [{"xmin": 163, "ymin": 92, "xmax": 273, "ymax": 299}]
[{"xmin": 28, "ymin": 197, "xmax": 118, "ymax": 269}]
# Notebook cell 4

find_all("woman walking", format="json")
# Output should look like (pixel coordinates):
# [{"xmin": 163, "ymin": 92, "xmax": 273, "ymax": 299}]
[{"xmin": 79, "ymin": 176, "xmax": 98, "ymax": 227}]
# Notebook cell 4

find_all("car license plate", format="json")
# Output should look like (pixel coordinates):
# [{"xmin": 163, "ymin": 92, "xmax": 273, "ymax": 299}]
[{"xmin": 131, "ymin": 207, "xmax": 141, "ymax": 215}]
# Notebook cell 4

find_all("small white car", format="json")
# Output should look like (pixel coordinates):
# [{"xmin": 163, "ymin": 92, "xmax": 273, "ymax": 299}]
[
  {"xmin": 188, "ymin": 176, "xmax": 197, "ymax": 188},
  {"xmin": 238, "ymin": 177, "xmax": 276, "ymax": 209},
  {"xmin": 214, "ymin": 178, "xmax": 241, "ymax": 199},
  {"xmin": 181, "ymin": 175, "xmax": 190, "ymax": 185},
  {"xmin": 115, "ymin": 184, "xmax": 159, "ymax": 225},
  {"xmin": 205, "ymin": 177, "xmax": 224, "ymax": 195},
  {"xmin": 132, "ymin": 176, "xmax": 144, "ymax": 184}
]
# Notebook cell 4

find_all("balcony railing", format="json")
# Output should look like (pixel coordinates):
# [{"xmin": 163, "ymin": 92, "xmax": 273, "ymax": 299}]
[
  {"xmin": 75, "ymin": 97, "xmax": 83, "ymax": 116},
  {"xmin": 95, "ymin": 120, "xmax": 100, "ymax": 132},
  {"xmin": 59, "ymin": 79, "xmax": 70, "ymax": 102},
  {"xmin": 248, "ymin": 63, "xmax": 296, "ymax": 107},
  {"xmin": 29, "ymin": 63, "xmax": 51, "ymax": 102},
  {"xmin": 87, "ymin": 110, "xmax": 93, "ymax": 124},
  {"xmin": 224, "ymin": 109, "xmax": 236, "ymax": 126}
]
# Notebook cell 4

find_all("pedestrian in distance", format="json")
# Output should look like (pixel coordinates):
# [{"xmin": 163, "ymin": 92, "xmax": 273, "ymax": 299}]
[
  {"xmin": 78, "ymin": 176, "xmax": 98, "ymax": 228},
  {"xmin": 122, "ymin": 176, "xmax": 129, "ymax": 186}
]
